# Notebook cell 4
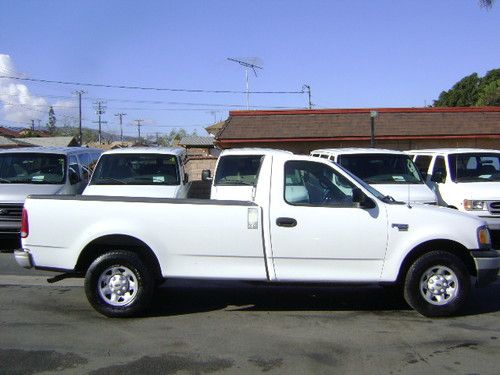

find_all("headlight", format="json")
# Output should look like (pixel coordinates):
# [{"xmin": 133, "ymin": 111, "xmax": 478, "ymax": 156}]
[
  {"xmin": 477, "ymin": 226, "xmax": 491, "ymax": 249},
  {"xmin": 464, "ymin": 199, "xmax": 487, "ymax": 211}
]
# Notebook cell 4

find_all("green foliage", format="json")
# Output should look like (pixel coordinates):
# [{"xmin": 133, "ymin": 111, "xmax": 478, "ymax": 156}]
[{"xmin": 434, "ymin": 69, "xmax": 500, "ymax": 107}]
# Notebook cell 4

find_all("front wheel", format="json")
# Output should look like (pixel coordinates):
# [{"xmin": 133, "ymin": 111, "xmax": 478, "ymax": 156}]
[
  {"xmin": 85, "ymin": 251, "xmax": 155, "ymax": 317},
  {"xmin": 403, "ymin": 251, "xmax": 470, "ymax": 317}
]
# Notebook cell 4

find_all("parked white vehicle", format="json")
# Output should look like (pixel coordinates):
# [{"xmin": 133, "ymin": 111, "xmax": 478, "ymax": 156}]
[
  {"xmin": 408, "ymin": 148, "xmax": 500, "ymax": 249},
  {"xmin": 310, "ymin": 148, "xmax": 437, "ymax": 205},
  {"xmin": 16, "ymin": 149, "xmax": 498, "ymax": 318},
  {"xmin": 0, "ymin": 147, "xmax": 101, "ymax": 250},
  {"xmin": 83, "ymin": 147, "xmax": 190, "ymax": 198}
]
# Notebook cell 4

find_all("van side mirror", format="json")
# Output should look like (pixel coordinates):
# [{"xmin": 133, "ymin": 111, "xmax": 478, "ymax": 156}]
[
  {"xmin": 352, "ymin": 188, "xmax": 376, "ymax": 209},
  {"xmin": 183, "ymin": 173, "xmax": 189, "ymax": 184},
  {"xmin": 202, "ymin": 169, "xmax": 212, "ymax": 182}
]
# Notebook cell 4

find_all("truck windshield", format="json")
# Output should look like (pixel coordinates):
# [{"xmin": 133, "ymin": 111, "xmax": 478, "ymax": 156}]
[
  {"xmin": 449, "ymin": 153, "xmax": 500, "ymax": 182},
  {"xmin": 0, "ymin": 153, "xmax": 66, "ymax": 184},
  {"xmin": 337, "ymin": 154, "xmax": 424, "ymax": 184},
  {"xmin": 214, "ymin": 155, "xmax": 264, "ymax": 186},
  {"xmin": 90, "ymin": 153, "xmax": 180, "ymax": 185}
]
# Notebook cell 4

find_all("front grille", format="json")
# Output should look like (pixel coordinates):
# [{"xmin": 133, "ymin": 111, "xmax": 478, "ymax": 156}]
[
  {"xmin": 488, "ymin": 201, "xmax": 500, "ymax": 215},
  {"xmin": 0, "ymin": 204, "xmax": 23, "ymax": 222}
]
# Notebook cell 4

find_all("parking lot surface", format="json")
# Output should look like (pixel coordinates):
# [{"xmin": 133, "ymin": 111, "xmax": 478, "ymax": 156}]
[{"xmin": 0, "ymin": 253, "xmax": 499, "ymax": 374}]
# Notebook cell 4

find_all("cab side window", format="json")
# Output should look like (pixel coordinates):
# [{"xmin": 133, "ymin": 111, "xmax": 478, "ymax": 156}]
[
  {"xmin": 431, "ymin": 156, "xmax": 447, "ymax": 183},
  {"xmin": 284, "ymin": 161, "xmax": 355, "ymax": 206}
]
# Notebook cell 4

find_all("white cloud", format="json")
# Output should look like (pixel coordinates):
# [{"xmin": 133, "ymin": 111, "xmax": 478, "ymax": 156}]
[{"xmin": 0, "ymin": 54, "xmax": 48, "ymax": 125}]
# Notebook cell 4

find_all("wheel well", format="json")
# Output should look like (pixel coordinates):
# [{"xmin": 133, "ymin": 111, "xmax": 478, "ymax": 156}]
[
  {"xmin": 396, "ymin": 239, "xmax": 476, "ymax": 284},
  {"xmin": 75, "ymin": 235, "xmax": 162, "ymax": 281}
]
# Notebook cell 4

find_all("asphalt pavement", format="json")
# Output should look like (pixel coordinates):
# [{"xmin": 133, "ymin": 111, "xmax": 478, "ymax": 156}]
[{"xmin": 1, "ymin": 252, "xmax": 499, "ymax": 374}]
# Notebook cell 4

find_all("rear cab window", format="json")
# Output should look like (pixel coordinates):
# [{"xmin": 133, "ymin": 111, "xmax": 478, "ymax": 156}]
[
  {"xmin": 90, "ymin": 153, "xmax": 181, "ymax": 185},
  {"xmin": 214, "ymin": 155, "xmax": 264, "ymax": 186}
]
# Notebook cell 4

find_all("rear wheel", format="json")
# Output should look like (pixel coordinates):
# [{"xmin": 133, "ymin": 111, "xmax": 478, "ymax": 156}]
[
  {"xmin": 85, "ymin": 250, "xmax": 155, "ymax": 317},
  {"xmin": 404, "ymin": 251, "xmax": 470, "ymax": 317}
]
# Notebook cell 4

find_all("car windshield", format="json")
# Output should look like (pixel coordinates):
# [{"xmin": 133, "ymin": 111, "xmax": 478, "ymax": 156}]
[
  {"xmin": 90, "ymin": 153, "xmax": 181, "ymax": 185},
  {"xmin": 0, "ymin": 153, "xmax": 66, "ymax": 184},
  {"xmin": 333, "ymin": 163, "xmax": 394, "ymax": 202},
  {"xmin": 337, "ymin": 153, "xmax": 424, "ymax": 184},
  {"xmin": 449, "ymin": 153, "xmax": 500, "ymax": 182}
]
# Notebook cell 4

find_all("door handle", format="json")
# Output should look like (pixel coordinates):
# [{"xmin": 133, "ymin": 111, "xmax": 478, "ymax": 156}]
[{"xmin": 276, "ymin": 217, "xmax": 297, "ymax": 227}]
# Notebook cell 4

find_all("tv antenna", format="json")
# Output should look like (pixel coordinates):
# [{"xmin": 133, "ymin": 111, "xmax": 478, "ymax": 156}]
[{"xmin": 227, "ymin": 57, "xmax": 263, "ymax": 110}]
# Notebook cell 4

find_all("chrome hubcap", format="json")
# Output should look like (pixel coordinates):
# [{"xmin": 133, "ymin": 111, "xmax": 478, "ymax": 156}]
[
  {"xmin": 98, "ymin": 266, "xmax": 138, "ymax": 306},
  {"xmin": 420, "ymin": 265, "xmax": 459, "ymax": 306}
]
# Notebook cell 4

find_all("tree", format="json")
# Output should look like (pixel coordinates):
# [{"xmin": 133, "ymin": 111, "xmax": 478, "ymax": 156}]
[
  {"xmin": 479, "ymin": 0, "xmax": 495, "ymax": 8},
  {"xmin": 433, "ymin": 69, "xmax": 500, "ymax": 107},
  {"xmin": 47, "ymin": 106, "xmax": 56, "ymax": 134}
]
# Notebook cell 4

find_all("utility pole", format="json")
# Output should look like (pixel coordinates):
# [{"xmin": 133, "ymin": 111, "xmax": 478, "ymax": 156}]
[
  {"xmin": 134, "ymin": 119, "xmax": 144, "ymax": 143},
  {"xmin": 93, "ymin": 101, "xmax": 107, "ymax": 144},
  {"xmin": 302, "ymin": 85, "xmax": 313, "ymax": 109},
  {"xmin": 114, "ymin": 113, "xmax": 127, "ymax": 143},
  {"xmin": 31, "ymin": 119, "xmax": 35, "ymax": 131},
  {"xmin": 74, "ymin": 90, "xmax": 85, "ymax": 145}
]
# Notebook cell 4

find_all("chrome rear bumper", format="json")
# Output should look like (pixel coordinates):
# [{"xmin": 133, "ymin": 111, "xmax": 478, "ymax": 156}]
[{"xmin": 14, "ymin": 249, "xmax": 33, "ymax": 269}]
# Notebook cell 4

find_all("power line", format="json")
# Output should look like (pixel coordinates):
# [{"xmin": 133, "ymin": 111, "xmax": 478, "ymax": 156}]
[
  {"xmin": 0, "ymin": 75, "xmax": 304, "ymax": 95},
  {"xmin": 0, "ymin": 91, "xmax": 301, "ymax": 110}
]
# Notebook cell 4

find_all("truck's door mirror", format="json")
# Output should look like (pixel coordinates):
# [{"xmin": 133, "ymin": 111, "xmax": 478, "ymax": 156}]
[
  {"xmin": 352, "ymin": 188, "xmax": 376, "ymax": 209},
  {"xmin": 183, "ymin": 173, "xmax": 189, "ymax": 184},
  {"xmin": 201, "ymin": 169, "xmax": 212, "ymax": 181},
  {"xmin": 431, "ymin": 171, "xmax": 445, "ymax": 183},
  {"xmin": 69, "ymin": 168, "xmax": 81, "ymax": 185}
]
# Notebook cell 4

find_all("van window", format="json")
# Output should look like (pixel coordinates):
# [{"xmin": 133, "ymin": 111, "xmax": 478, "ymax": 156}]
[
  {"xmin": 448, "ymin": 153, "xmax": 500, "ymax": 182},
  {"xmin": 214, "ymin": 155, "xmax": 264, "ymax": 186},
  {"xmin": 413, "ymin": 155, "xmax": 432, "ymax": 178},
  {"xmin": 337, "ymin": 154, "xmax": 423, "ymax": 184},
  {"xmin": 284, "ymin": 161, "xmax": 355, "ymax": 206},
  {"xmin": 0, "ymin": 153, "xmax": 66, "ymax": 184},
  {"xmin": 431, "ymin": 156, "xmax": 447, "ymax": 182},
  {"xmin": 90, "ymin": 153, "xmax": 180, "ymax": 185}
]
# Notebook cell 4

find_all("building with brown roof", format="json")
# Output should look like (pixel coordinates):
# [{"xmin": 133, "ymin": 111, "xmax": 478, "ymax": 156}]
[{"xmin": 216, "ymin": 107, "xmax": 500, "ymax": 153}]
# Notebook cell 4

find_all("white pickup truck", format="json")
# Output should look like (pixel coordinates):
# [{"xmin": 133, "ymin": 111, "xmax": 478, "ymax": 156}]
[{"xmin": 15, "ymin": 149, "xmax": 498, "ymax": 318}]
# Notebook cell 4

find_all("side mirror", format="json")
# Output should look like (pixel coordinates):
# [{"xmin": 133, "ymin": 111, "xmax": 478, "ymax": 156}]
[
  {"xmin": 183, "ymin": 173, "xmax": 189, "ymax": 184},
  {"xmin": 69, "ymin": 169, "xmax": 81, "ymax": 185},
  {"xmin": 352, "ymin": 188, "xmax": 376, "ymax": 209},
  {"xmin": 431, "ymin": 171, "xmax": 446, "ymax": 183},
  {"xmin": 201, "ymin": 169, "xmax": 212, "ymax": 182}
]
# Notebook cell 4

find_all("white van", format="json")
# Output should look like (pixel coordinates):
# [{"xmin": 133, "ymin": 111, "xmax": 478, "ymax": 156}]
[
  {"xmin": 310, "ymin": 148, "xmax": 438, "ymax": 205},
  {"xmin": 408, "ymin": 148, "xmax": 500, "ymax": 248},
  {"xmin": 0, "ymin": 147, "xmax": 101, "ymax": 250},
  {"xmin": 84, "ymin": 147, "xmax": 190, "ymax": 198}
]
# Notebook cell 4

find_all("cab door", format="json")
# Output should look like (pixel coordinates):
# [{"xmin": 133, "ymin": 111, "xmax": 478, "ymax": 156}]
[{"xmin": 269, "ymin": 160, "xmax": 388, "ymax": 282}]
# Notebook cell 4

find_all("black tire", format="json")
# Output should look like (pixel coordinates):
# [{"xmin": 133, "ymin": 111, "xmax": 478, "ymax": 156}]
[
  {"xmin": 403, "ymin": 251, "xmax": 470, "ymax": 317},
  {"xmin": 84, "ymin": 250, "xmax": 155, "ymax": 318}
]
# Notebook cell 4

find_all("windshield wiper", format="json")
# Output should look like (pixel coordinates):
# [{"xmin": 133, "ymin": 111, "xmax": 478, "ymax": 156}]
[{"xmin": 0, "ymin": 177, "xmax": 11, "ymax": 183}]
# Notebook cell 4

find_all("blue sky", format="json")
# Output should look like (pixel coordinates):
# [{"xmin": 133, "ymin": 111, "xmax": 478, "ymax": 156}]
[{"xmin": 0, "ymin": 0, "xmax": 498, "ymax": 139}]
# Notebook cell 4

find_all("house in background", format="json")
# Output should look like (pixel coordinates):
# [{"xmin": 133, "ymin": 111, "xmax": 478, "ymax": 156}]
[
  {"xmin": 215, "ymin": 107, "xmax": 500, "ymax": 153},
  {"xmin": 14, "ymin": 136, "xmax": 78, "ymax": 147}
]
